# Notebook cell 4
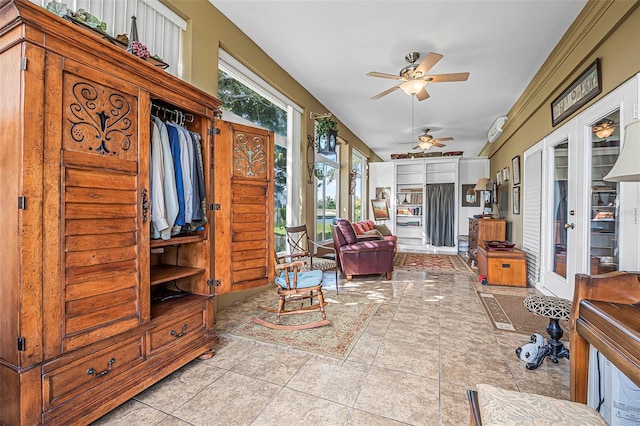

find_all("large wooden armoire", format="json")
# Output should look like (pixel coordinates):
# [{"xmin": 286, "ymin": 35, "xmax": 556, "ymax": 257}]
[{"xmin": 0, "ymin": 1, "xmax": 273, "ymax": 424}]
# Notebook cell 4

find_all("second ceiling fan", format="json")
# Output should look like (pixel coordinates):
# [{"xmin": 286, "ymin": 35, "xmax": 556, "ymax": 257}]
[
  {"xmin": 411, "ymin": 129, "xmax": 453, "ymax": 150},
  {"xmin": 368, "ymin": 51, "xmax": 469, "ymax": 101}
]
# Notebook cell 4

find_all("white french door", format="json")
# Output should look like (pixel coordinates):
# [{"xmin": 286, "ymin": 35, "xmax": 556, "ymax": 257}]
[{"xmin": 540, "ymin": 76, "xmax": 638, "ymax": 299}]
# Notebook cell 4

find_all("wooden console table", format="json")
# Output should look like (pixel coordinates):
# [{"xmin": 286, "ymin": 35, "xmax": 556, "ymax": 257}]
[{"xmin": 570, "ymin": 271, "xmax": 640, "ymax": 403}]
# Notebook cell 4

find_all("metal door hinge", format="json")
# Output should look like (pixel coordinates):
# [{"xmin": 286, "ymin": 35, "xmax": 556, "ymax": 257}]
[
  {"xmin": 17, "ymin": 337, "xmax": 25, "ymax": 351},
  {"xmin": 215, "ymin": 128, "xmax": 221, "ymax": 135},
  {"xmin": 18, "ymin": 196, "xmax": 26, "ymax": 210},
  {"xmin": 20, "ymin": 57, "xmax": 27, "ymax": 70},
  {"xmin": 208, "ymin": 203, "xmax": 221, "ymax": 211},
  {"xmin": 206, "ymin": 279, "xmax": 221, "ymax": 287},
  {"xmin": 208, "ymin": 128, "xmax": 216, "ymax": 136}
]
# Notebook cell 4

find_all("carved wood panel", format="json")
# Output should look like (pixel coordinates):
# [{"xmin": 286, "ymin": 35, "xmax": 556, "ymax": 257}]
[
  {"xmin": 62, "ymin": 72, "xmax": 138, "ymax": 162},
  {"xmin": 233, "ymin": 131, "xmax": 267, "ymax": 179}
]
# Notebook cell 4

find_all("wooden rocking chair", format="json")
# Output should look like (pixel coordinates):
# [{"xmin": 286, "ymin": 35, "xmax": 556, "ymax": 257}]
[{"xmin": 252, "ymin": 254, "xmax": 330, "ymax": 330}]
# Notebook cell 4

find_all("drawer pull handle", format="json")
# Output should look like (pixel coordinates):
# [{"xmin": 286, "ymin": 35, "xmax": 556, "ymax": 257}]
[
  {"xmin": 170, "ymin": 324, "xmax": 188, "ymax": 338},
  {"xmin": 502, "ymin": 263, "xmax": 511, "ymax": 268},
  {"xmin": 86, "ymin": 358, "xmax": 116, "ymax": 378}
]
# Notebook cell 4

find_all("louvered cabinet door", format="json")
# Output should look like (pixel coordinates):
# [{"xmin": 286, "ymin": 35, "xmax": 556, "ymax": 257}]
[
  {"xmin": 43, "ymin": 58, "xmax": 146, "ymax": 357},
  {"xmin": 214, "ymin": 121, "xmax": 274, "ymax": 294}
]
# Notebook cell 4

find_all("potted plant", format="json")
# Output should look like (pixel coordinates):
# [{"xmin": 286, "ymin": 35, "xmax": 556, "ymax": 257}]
[{"xmin": 316, "ymin": 117, "xmax": 338, "ymax": 154}]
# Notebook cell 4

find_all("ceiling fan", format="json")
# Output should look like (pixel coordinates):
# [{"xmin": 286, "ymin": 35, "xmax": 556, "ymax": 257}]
[
  {"xmin": 411, "ymin": 129, "xmax": 454, "ymax": 150},
  {"xmin": 368, "ymin": 51, "xmax": 469, "ymax": 101}
]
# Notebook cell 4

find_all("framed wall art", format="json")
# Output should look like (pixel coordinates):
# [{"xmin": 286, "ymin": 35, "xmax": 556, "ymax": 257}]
[
  {"xmin": 462, "ymin": 184, "xmax": 481, "ymax": 207},
  {"xmin": 371, "ymin": 199, "xmax": 390, "ymax": 220},
  {"xmin": 551, "ymin": 58, "xmax": 601, "ymax": 127},
  {"xmin": 512, "ymin": 155, "xmax": 521, "ymax": 185},
  {"xmin": 513, "ymin": 186, "xmax": 520, "ymax": 215}
]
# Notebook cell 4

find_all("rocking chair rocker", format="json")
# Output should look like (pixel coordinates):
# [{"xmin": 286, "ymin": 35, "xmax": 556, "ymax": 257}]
[{"xmin": 252, "ymin": 254, "xmax": 330, "ymax": 330}]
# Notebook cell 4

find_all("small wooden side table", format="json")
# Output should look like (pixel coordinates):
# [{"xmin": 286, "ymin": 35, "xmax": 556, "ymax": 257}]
[{"xmin": 477, "ymin": 245, "xmax": 527, "ymax": 287}]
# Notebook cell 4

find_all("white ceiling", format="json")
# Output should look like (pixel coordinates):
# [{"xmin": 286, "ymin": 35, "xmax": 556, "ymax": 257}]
[{"xmin": 209, "ymin": 0, "xmax": 587, "ymax": 161}]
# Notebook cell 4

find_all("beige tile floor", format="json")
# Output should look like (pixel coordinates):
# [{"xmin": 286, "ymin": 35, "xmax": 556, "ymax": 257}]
[{"xmin": 93, "ymin": 265, "xmax": 570, "ymax": 425}]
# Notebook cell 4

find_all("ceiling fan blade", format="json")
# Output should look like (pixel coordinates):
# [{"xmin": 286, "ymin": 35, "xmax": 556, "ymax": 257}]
[
  {"xmin": 432, "ymin": 142, "xmax": 446, "ymax": 148},
  {"xmin": 371, "ymin": 84, "xmax": 401, "ymax": 100},
  {"xmin": 414, "ymin": 52, "xmax": 443, "ymax": 77},
  {"xmin": 367, "ymin": 71, "xmax": 403, "ymax": 80},
  {"xmin": 434, "ymin": 137, "xmax": 454, "ymax": 143},
  {"xmin": 424, "ymin": 72, "xmax": 470, "ymax": 83},
  {"xmin": 416, "ymin": 88, "xmax": 430, "ymax": 101}
]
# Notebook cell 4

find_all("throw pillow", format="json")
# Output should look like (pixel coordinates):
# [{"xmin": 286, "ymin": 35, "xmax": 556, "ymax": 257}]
[
  {"xmin": 362, "ymin": 229, "xmax": 384, "ymax": 239},
  {"xmin": 374, "ymin": 224, "xmax": 392, "ymax": 236}
]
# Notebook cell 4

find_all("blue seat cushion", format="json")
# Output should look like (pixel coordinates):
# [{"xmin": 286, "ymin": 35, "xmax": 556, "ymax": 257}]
[{"xmin": 276, "ymin": 269, "xmax": 323, "ymax": 289}]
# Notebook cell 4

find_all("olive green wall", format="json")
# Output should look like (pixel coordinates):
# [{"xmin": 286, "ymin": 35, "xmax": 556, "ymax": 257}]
[{"xmin": 484, "ymin": 0, "xmax": 640, "ymax": 246}]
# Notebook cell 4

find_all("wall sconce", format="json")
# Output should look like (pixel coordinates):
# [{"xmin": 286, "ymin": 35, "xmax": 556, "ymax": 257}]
[{"xmin": 306, "ymin": 134, "xmax": 315, "ymax": 184}]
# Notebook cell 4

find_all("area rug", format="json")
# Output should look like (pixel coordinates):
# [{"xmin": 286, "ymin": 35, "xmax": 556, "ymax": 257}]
[
  {"xmin": 478, "ymin": 292, "xmax": 569, "ymax": 338},
  {"xmin": 228, "ymin": 292, "xmax": 381, "ymax": 361},
  {"xmin": 394, "ymin": 252, "xmax": 474, "ymax": 273}
]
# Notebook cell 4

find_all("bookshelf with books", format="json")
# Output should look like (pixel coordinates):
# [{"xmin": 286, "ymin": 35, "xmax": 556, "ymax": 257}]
[{"xmin": 395, "ymin": 163, "xmax": 425, "ymax": 247}]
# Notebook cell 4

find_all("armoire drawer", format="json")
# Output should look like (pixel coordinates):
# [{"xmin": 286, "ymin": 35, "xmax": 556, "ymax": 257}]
[
  {"xmin": 43, "ymin": 335, "xmax": 144, "ymax": 411},
  {"xmin": 149, "ymin": 311, "xmax": 206, "ymax": 355}
]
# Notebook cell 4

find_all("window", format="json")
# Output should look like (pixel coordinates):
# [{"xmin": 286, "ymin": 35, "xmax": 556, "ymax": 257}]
[
  {"xmin": 218, "ymin": 51, "xmax": 302, "ymax": 252},
  {"xmin": 351, "ymin": 150, "xmax": 366, "ymax": 222}
]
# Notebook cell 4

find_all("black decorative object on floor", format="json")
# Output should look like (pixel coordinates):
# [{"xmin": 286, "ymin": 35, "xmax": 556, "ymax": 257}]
[{"xmin": 523, "ymin": 294, "xmax": 571, "ymax": 370}]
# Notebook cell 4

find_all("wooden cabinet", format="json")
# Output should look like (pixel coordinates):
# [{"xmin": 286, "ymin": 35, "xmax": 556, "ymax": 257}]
[
  {"xmin": 0, "ymin": 2, "xmax": 272, "ymax": 424},
  {"xmin": 477, "ymin": 246, "xmax": 527, "ymax": 286},
  {"xmin": 468, "ymin": 218, "xmax": 506, "ymax": 264}
]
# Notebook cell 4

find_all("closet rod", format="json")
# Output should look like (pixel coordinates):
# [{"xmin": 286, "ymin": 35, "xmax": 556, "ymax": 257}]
[{"xmin": 151, "ymin": 102, "xmax": 194, "ymax": 125}]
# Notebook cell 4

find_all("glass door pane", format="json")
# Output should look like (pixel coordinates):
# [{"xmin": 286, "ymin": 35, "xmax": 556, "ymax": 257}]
[
  {"xmin": 589, "ymin": 110, "xmax": 620, "ymax": 274},
  {"xmin": 552, "ymin": 140, "xmax": 569, "ymax": 278}
]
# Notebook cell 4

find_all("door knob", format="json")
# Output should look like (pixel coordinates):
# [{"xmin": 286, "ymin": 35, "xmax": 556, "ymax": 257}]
[{"xmin": 564, "ymin": 223, "xmax": 575, "ymax": 229}]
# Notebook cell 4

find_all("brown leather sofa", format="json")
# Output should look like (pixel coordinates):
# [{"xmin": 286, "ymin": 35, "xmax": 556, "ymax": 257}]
[{"xmin": 332, "ymin": 219, "xmax": 395, "ymax": 281}]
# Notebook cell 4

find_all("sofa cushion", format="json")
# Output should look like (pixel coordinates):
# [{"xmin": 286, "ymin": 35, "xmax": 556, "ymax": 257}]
[
  {"xmin": 362, "ymin": 220, "xmax": 376, "ymax": 231},
  {"xmin": 352, "ymin": 222, "xmax": 366, "ymax": 235}
]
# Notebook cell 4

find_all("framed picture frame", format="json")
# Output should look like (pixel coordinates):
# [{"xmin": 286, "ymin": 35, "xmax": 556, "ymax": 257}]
[
  {"xmin": 461, "ymin": 184, "xmax": 481, "ymax": 207},
  {"xmin": 513, "ymin": 186, "xmax": 520, "ymax": 215},
  {"xmin": 502, "ymin": 166, "xmax": 510, "ymax": 182},
  {"xmin": 371, "ymin": 199, "xmax": 390, "ymax": 220},
  {"xmin": 492, "ymin": 180, "xmax": 498, "ymax": 204},
  {"xmin": 512, "ymin": 155, "xmax": 521, "ymax": 185},
  {"xmin": 551, "ymin": 58, "xmax": 601, "ymax": 127},
  {"xmin": 375, "ymin": 187, "xmax": 391, "ymax": 201},
  {"xmin": 496, "ymin": 170, "xmax": 502, "ymax": 186}
]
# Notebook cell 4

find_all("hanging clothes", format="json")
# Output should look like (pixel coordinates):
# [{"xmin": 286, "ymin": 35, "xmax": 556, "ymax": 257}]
[
  {"xmin": 153, "ymin": 116, "xmax": 179, "ymax": 240},
  {"xmin": 150, "ymin": 121, "xmax": 169, "ymax": 236},
  {"xmin": 165, "ymin": 122, "xmax": 185, "ymax": 235},
  {"xmin": 425, "ymin": 183, "xmax": 455, "ymax": 247}
]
